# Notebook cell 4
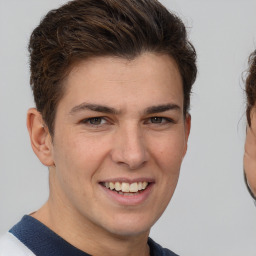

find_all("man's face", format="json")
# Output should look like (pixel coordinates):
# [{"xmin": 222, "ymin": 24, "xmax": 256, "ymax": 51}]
[
  {"xmin": 244, "ymin": 109, "xmax": 256, "ymax": 197},
  {"xmin": 49, "ymin": 52, "xmax": 190, "ymax": 237}
]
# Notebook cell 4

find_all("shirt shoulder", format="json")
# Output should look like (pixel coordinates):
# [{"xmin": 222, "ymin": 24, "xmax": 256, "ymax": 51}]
[
  {"xmin": 0, "ymin": 232, "xmax": 36, "ymax": 256},
  {"xmin": 9, "ymin": 215, "xmax": 91, "ymax": 256},
  {"xmin": 148, "ymin": 237, "xmax": 179, "ymax": 256}
]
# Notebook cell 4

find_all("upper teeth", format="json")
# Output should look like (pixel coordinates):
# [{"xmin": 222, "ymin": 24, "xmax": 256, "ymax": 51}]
[{"xmin": 103, "ymin": 181, "xmax": 148, "ymax": 193}]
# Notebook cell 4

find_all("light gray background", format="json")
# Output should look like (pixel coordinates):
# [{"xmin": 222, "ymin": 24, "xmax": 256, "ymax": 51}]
[{"xmin": 1, "ymin": 1, "xmax": 256, "ymax": 255}]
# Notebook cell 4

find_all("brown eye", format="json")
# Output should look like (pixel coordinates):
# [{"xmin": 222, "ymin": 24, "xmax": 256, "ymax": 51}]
[
  {"xmin": 150, "ymin": 117, "xmax": 163, "ymax": 123},
  {"xmin": 81, "ymin": 117, "xmax": 108, "ymax": 127},
  {"xmin": 88, "ymin": 117, "xmax": 103, "ymax": 125}
]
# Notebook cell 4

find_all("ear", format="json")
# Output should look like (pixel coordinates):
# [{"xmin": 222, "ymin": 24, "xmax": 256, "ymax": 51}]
[
  {"xmin": 244, "ymin": 109, "xmax": 256, "ymax": 196},
  {"xmin": 182, "ymin": 113, "xmax": 191, "ymax": 157},
  {"xmin": 27, "ymin": 108, "xmax": 55, "ymax": 166}
]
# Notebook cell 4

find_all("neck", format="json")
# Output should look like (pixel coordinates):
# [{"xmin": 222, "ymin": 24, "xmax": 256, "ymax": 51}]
[{"xmin": 32, "ymin": 200, "xmax": 150, "ymax": 256}]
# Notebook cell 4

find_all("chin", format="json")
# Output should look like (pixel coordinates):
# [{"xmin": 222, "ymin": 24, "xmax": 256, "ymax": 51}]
[
  {"xmin": 108, "ymin": 225, "xmax": 150, "ymax": 238},
  {"xmin": 102, "ymin": 214, "xmax": 155, "ymax": 238}
]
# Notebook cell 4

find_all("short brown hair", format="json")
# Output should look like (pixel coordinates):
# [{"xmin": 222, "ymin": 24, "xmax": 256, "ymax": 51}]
[
  {"xmin": 245, "ymin": 50, "xmax": 256, "ymax": 126},
  {"xmin": 29, "ymin": 0, "xmax": 197, "ymax": 135}
]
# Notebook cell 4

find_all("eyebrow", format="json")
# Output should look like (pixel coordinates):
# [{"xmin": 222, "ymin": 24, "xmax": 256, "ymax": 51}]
[
  {"xmin": 69, "ymin": 102, "xmax": 181, "ymax": 115},
  {"xmin": 144, "ymin": 104, "xmax": 181, "ymax": 115},
  {"xmin": 69, "ymin": 103, "xmax": 120, "ymax": 115}
]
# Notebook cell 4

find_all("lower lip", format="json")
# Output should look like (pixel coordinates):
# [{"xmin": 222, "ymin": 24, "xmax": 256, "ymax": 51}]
[{"xmin": 99, "ymin": 183, "xmax": 154, "ymax": 206}]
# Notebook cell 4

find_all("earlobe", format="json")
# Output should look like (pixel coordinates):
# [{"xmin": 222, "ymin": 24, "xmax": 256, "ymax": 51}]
[
  {"xmin": 27, "ymin": 108, "xmax": 54, "ymax": 166},
  {"xmin": 185, "ymin": 114, "xmax": 191, "ymax": 141},
  {"xmin": 183, "ymin": 114, "xmax": 191, "ymax": 157}
]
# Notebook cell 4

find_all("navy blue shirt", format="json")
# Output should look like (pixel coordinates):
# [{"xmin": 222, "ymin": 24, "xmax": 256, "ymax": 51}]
[{"xmin": 10, "ymin": 215, "xmax": 178, "ymax": 256}]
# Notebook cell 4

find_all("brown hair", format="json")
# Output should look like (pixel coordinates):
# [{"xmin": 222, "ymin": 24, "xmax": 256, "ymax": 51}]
[
  {"xmin": 29, "ymin": 0, "xmax": 197, "ymax": 135},
  {"xmin": 246, "ymin": 50, "xmax": 256, "ymax": 126}
]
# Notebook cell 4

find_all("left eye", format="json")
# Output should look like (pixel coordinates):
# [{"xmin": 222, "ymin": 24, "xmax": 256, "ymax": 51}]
[
  {"xmin": 83, "ymin": 117, "xmax": 107, "ymax": 125},
  {"xmin": 149, "ymin": 117, "xmax": 173, "ymax": 124},
  {"xmin": 150, "ymin": 117, "xmax": 164, "ymax": 123}
]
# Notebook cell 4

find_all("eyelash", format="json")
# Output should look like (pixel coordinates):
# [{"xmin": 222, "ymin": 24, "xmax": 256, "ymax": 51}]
[
  {"xmin": 81, "ymin": 117, "xmax": 108, "ymax": 126},
  {"xmin": 147, "ymin": 117, "xmax": 174, "ymax": 124},
  {"xmin": 80, "ymin": 116, "xmax": 174, "ymax": 127}
]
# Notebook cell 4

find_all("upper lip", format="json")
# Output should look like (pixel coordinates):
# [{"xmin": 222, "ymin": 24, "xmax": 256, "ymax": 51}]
[{"xmin": 99, "ymin": 177, "xmax": 155, "ymax": 184}]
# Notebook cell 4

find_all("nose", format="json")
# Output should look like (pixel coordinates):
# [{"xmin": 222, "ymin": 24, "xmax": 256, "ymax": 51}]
[{"xmin": 111, "ymin": 124, "xmax": 149, "ymax": 170}]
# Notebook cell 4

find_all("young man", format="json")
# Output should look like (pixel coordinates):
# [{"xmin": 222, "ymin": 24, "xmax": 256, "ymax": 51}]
[
  {"xmin": 244, "ymin": 50, "xmax": 256, "ymax": 202},
  {"xmin": 0, "ymin": 0, "xmax": 197, "ymax": 255}
]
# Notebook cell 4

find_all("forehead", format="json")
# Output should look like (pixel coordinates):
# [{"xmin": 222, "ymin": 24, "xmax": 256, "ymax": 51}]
[{"xmin": 59, "ymin": 52, "xmax": 183, "ymax": 112}]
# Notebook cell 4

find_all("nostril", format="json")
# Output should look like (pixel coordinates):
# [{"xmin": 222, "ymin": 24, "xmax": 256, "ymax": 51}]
[
  {"xmin": 128, "ymin": 159, "xmax": 147, "ymax": 170},
  {"xmin": 110, "ymin": 129, "xmax": 149, "ymax": 168}
]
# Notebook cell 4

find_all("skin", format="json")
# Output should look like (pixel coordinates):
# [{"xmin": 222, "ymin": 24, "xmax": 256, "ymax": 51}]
[
  {"xmin": 244, "ymin": 108, "xmax": 256, "ymax": 197},
  {"xmin": 27, "ymin": 52, "xmax": 190, "ymax": 256}
]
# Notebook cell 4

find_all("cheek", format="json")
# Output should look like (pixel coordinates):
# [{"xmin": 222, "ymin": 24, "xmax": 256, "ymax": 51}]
[
  {"xmin": 150, "ymin": 132, "xmax": 186, "ymax": 172},
  {"xmin": 244, "ymin": 156, "xmax": 256, "ymax": 193},
  {"xmin": 53, "ymin": 133, "xmax": 110, "ymax": 179},
  {"xmin": 150, "ymin": 135, "xmax": 184, "ymax": 216},
  {"xmin": 51, "ymin": 135, "xmax": 102, "ymax": 206}
]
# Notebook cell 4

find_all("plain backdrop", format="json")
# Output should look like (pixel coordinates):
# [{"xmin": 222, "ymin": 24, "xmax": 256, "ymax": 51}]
[{"xmin": 1, "ymin": 1, "xmax": 256, "ymax": 255}]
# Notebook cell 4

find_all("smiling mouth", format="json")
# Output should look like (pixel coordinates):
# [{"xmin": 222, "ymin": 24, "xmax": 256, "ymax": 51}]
[{"xmin": 100, "ymin": 181, "xmax": 149, "ymax": 196}]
